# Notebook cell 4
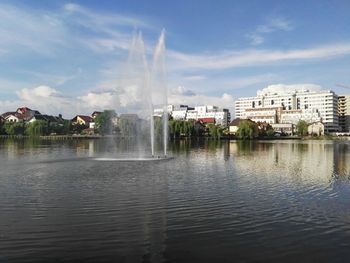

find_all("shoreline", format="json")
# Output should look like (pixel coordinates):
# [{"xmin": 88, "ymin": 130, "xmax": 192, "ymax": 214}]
[{"xmin": 0, "ymin": 135, "xmax": 349, "ymax": 141}]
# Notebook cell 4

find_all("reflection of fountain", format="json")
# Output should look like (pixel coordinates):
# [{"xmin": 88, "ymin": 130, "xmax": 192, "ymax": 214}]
[{"xmin": 117, "ymin": 30, "xmax": 168, "ymax": 159}]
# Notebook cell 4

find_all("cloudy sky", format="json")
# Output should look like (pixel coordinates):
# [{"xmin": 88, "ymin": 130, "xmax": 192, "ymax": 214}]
[{"xmin": 0, "ymin": 0, "xmax": 349, "ymax": 118}]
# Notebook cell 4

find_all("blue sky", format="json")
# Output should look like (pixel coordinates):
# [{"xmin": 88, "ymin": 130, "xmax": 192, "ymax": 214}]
[{"xmin": 0, "ymin": 0, "xmax": 349, "ymax": 117}]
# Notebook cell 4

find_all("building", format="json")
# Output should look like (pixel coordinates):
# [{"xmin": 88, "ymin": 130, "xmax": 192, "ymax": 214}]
[
  {"xmin": 338, "ymin": 95, "xmax": 350, "ymax": 132},
  {"xmin": 1, "ymin": 112, "xmax": 25, "ymax": 123},
  {"xmin": 271, "ymin": 123, "xmax": 295, "ymax": 135},
  {"xmin": 235, "ymin": 89, "xmax": 339, "ymax": 132},
  {"xmin": 71, "ymin": 115, "xmax": 93, "ymax": 126},
  {"xmin": 16, "ymin": 107, "xmax": 41, "ymax": 121},
  {"xmin": 186, "ymin": 106, "xmax": 230, "ymax": 126},
  {"xmin": 229, "ymin": 118, "xmax": 257, "ymax": 135},
  {"xmin": 308, "ymin": 122, "xmax": 324, "ymax": 136},
  {"xmin": 92, "ymin": 111, "xmax": 102, "ymax": 120},
  {"xmin": 28, "ymin": 114, "xmax": 64, "ymax": 125},
  {"xmin": 154, "ymin": 104, "xmax": 231, "ymax": 126}
]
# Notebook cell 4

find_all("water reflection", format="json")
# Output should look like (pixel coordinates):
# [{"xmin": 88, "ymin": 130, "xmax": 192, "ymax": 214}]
[
  {"xmin": 2, "ymin": 138, "xmax": 350, "ymax": 262},
  {"xmin": 227, "ymin": 140, "xmax": 350, "ymax": 181}
]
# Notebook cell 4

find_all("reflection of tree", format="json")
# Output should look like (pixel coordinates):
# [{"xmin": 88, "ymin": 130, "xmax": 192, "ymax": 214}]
[{"xmin": 236, "ymin": 140, "xmax": 255, "ymax": 155}]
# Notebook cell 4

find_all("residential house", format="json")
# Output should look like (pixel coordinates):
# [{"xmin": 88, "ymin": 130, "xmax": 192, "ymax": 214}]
[
  {"xmin": 27, "ymin": 114, "xmax": 47, "ymax": 123},
  {"xmin": 198, "ymin": 117, "xmax": 216, "ymax": 125},
  {"xmin": 71, "ymin": 115, "xmax": 93, "ymax": 126},
  {"xmin": 16, "ymin": 107, "xmax": 41, "ymax": 121},
  {"xmin": 1, "ymin": 112, "xmax": 25, "ymax": 123},
  {"xmin": 271, "ymin": 123, "xmax": 295, "ymax": 135},
  {"xmin": 92, "ymin": 111, "xmax": 102, "ymax": 120},
  {"xmin": 308, "ymin": 122, "xmax": 324, "ymax": 136},
  {"xmin": 229, "ymin": 118, "xmax": 258, "ymax": 136}
]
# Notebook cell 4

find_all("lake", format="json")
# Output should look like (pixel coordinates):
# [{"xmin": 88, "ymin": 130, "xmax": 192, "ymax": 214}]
[{"xmin": 1, "ymin": 138, "xmax": 350, "ymax": 262}]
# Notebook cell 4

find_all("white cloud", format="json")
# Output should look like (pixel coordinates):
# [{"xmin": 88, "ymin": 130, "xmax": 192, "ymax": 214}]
[
  {"xmin": 169, "ymin": 92, "xmax": 235, "ymax": 112},
  {"xmin": 246, "ymin": 16, "xmax": 293, "ymax": 45},
  {"xmin": 183, "ymin": 75, "xmax": 206, "ymax": 81},
  {"xmin": 0, "ymin": 3, "xmax": 150, "ymax": 57},
  {"xmin": 246, "ymin": 33, "xmax": 265, "ymax": 45},
  {"xmin": 171, "ymin": 86, "xmax": 196, "ymax": 96},
  {"xmin": 257, "ymin": 83, "xmax": 322, "ymax": 96},
  {"xmin": 0, "ymin": 85, "xmax": 74, "ymax": 117},
  {"xmin": 168, "ymin": 43, "xmax": 350, "ymax": 71}
]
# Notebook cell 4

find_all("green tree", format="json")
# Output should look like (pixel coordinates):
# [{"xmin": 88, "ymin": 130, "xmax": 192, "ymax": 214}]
[
  {"xmin": 266, "ymin": 128, "xmax": 275, "ymax": 137},
  {"xmin": 207, "ymin": 124, "xmax": 223, "ymax": 139},
  {"xmin": 95, "ymin": 110, "xmax": 117, "ymax": 135},
  {"xmin": 26, "ymin": 120, "xmax": 49, "ymax": 137},
  {"xmin": 0, "ymin": 122, "xmax": 5, "ymax": 135},
  {"xmin": 296, "ymin": 120, "xmax": 308, "ymax": 136},
  {"xmin": 71, "ymin": 123, "xmax": 88, "ymax": 135},
  {"xmin": 4, "ymin": 122, "xmax": 25, "ymax": 135},
  {"xmin": 237, "ymin": 120, "xmax": 257, "ymax": 140},
  {"xmin": 118, "ymin": 118, "xmax": 137, "ymax": 137}
]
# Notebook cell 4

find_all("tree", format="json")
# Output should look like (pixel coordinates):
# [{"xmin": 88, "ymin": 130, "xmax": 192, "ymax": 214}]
[
  {"xmin": 208, "ymin": 123, "xmax": 223, "ymax": 139},
  {"xmin": 118, "ymin": 118, "xmax": 138, "ymax": 137},
  {"xmin": 237, "ymin": 120, "xmax": 257, "ymax": 140},
  {"xmin": 95, "ymin": 110, "xmax": 117, "ymax": 135},
  {"xmin": 266, "ymin": 128, "xmax": 275, "ymax": 137},
  {"xmin": 4, "ymin": 122, "xmax": 25, "ymax": 135},
  {"xmin": 26, "ymin": 120, "xmax": 49, "ymax": 137},
  {"xmin": 0, "ymin": 122, "xmax": 5, "ymax": 135},
  {"xmin": 71, "ymin": 123, "xmax": 88, "ymax": 135},
  {"xmin": 296, "ymin": 120, "xmax": 308, "ymax": 136}
]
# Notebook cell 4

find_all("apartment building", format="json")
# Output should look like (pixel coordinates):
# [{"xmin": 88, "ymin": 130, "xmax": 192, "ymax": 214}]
[
  {"xmin": 235, "ymin": 89, "xmax": 339, "ymax": 132},
  {"xmin": 154, "ymin": 105, "xmax": 231, "ymax": 126},
  {"xmin": 338, "ymin": 95, "xmax": 350, "ymax": 132}
]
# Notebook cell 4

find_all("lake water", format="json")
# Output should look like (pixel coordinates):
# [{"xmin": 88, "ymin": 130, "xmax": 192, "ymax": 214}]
[{"xmin": 1, "ymin": 138, "xmax": 350, "ymax": 262}]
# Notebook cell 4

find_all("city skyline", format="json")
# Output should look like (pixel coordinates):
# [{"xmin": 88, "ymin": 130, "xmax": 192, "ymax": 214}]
[{"xmin": 0, "ymin": 0, "xmax": 350, "ymax": 117}]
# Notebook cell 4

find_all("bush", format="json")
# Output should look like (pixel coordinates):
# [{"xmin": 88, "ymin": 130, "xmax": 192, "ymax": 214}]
[
  {"xmin": 237, "ymin": 120, "xmax": 257, "ymax": 140},
  {"xmin": 26, "ymin": 120, "xmax": 49, "ymax": 137},
  {"xmin": 4, "ymin": 122, "xmax": 25, "ymax": 135},
  {"xmin": 296, "ymin": 120, "xmax": 308, "ymax": 136}
]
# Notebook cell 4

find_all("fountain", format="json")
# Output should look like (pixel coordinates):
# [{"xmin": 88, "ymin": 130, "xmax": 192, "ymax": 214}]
[
  {"xmin": 152, "ymin": 30, "xmax": 168, "ymax": 157},
  {"xmin": 94, "ymin": 30, "xmax": 170, "ymax": 161}
]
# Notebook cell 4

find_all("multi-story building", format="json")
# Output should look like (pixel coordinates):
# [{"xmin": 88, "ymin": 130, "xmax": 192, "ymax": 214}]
[
  {"xmin": 338, "ymin": 95, "xmax": 350, "ymax": 132},
  {"xmin": 235, "ymin": 89, "xmax": 339, "ymax": 132},
  {"xmin": 154, "ymin": 105, "xmax": 231, "ymax": 126},
  {"xmin": 186, "ymin": 106, "xmax": 230, "ymax": 126}
]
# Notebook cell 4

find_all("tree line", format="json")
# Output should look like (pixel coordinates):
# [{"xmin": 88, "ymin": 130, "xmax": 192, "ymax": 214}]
[{"xmin": 0, "ymin": 110, "xmax": 312, "ymax": 139}]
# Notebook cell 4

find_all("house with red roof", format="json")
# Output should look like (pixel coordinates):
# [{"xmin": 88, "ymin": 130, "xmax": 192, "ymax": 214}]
[
  {"xmin": 16, "ymin": 107, "xmax": 41, "ymax": 121},
  {"xmin": 1, "ymin": 112, "xmax": 25, "ymax": 123},
  {"xmin": 198, "ymin": 117, "xmax": 216, "ymax": 124},
  {"xmin": 71, "ymin": 115, "xmax": 93, "ymax": 126}
]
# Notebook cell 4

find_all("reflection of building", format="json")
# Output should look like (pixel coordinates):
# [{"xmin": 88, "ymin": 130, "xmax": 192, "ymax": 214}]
[
  {"xmin": 235, "ymin": 89, "xmax": 339, "ymax": 132},
  {"xmin": 228, "ymin": 141, "xmax": 340, "ymax": 181},
  {"xmin": 338, "ymin": 95, "xmax": 350, "ymax": 132}
]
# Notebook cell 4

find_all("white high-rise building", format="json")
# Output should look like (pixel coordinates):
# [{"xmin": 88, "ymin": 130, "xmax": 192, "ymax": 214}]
[
  {"xmin": 186, "ymin": 106, "xmax": 230, "ymax": 126},
  {"xmin": 154, "ymin": 104, "xmax": 231, "ymax": 126},
  {"xmin": 338, "ymin": 95, "xmax": 350, "ymax": 132},
  {"xmin": 235, "ymin": 89, "xmax": 339, "ymax": 132}
]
